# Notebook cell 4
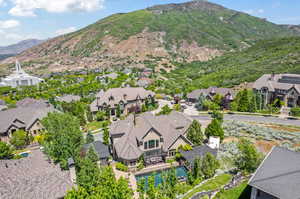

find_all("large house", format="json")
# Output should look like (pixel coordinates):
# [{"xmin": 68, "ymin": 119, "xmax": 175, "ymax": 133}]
[
  {"xmin": 90, "ymin": 87, "xmax": 155, "ymax": 117},
  {"xmin": 253, "ymin": 74, "xmax": 300, "ymax": 108},
  {"xmin": 248, "ymin": 146, "xmax": 300, "ymax": 199},
  {"xmin": 0, "ymin": 105, "xmax": 55, "ymax": 142},
  {"xmin": 0, "ymin": 60, "xmax": 44, "ymax": 88},
  {"xmin": 109, "ymin": 111, "xmax": 193, "ymax": 169},
  {"xmin": 187, "ymin": 87, "xmax": 234, "ymax": 109}
]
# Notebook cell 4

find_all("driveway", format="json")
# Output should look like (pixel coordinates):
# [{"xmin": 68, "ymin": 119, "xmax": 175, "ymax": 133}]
[
  {"xmin": 152, "ymin": 99, "xmax": 172, "ymax": 114},
  {"xmin": 192, "ymin": 114, "xmax": 300, "ymax": 127}
]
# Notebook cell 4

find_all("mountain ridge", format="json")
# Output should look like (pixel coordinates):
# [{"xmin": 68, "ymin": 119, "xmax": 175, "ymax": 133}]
[{"xmin": 0, "ymin": 1, "xmax": 299, "ymax": 75}]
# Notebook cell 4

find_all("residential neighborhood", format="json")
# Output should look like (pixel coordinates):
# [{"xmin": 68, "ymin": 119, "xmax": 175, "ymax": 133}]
[{"xmin": 0, "ymin": 1, "xmax": 300, "ymax": 199}]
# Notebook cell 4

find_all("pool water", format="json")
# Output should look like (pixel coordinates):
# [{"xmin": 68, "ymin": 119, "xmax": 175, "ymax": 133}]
[
  {"xmin": 135, "ymin": 166, "xmax": 187, "ymax": 187},
  {"xmin": 19, "ymin": 152, "xmax": 29, "ymax": 157}
]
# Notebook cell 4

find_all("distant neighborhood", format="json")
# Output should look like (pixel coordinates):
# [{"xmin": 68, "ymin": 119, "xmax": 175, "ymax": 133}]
[{"xmin": 0, "ymin": 59, "xmax": 300, "ymax": 199}]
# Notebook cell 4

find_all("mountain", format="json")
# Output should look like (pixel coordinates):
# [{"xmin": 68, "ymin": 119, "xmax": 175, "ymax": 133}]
[
  {"xmin": 0, "ymin": 39, "xmax": 44, "ymax": 55},
  {"xmin": 0, "ymin": 0, "xmax": 299, "ymax": 74},
  {"xmin": 164, "ymin": 36, "xmax": 300, "ymax": 91},
  {"xmin": 280, "ymin": 24, "xmax": 300, "ymax": 34}
]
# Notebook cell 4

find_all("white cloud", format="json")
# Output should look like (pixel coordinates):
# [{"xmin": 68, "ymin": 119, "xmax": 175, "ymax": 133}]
[
  {"xmin": 258, "ymin": 9, "xmax": 264, "ymax": 14},
  {"xmin": 9, "ymin": 0, "xmax": 105, "ymax": 17},
  {"xmin": 55, "ymin": 26, "xmax": 77, "ymax": 35},
  {"xmin": 0, "ymin": 19, "xmax": 20, "ymax": 29},
  {"xmin": 244, "ymin": 9, "xmax": 265, "ymax": 15}
]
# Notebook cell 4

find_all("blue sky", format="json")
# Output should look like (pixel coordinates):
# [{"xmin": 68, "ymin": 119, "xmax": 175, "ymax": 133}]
[{"xmin": 0, "ymin": 0, "xmax": 299, "ymax": 46}]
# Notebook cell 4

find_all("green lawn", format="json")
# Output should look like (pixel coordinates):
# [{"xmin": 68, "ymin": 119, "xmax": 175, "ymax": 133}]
[
  {"xmin": 213, "ymin": 181, "xmax": 251, "ymax": 199},
  {"xmin": 182, "ymin": 174, "xmax": 232, "ymax": 199},
  {"xmin": 86, "ymin": 121, "xmax": 110, "ymax": 132}
]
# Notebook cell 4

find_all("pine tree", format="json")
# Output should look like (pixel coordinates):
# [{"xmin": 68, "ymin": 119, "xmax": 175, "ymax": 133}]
[
  {"xmin": 187, "ymin": 120, "xmax": 204, "ymax": 145},
  {"xmin": 103, "ymin": 127, "xmax": 110, "ymax": 145},
  {"xmin": 248, "ymin": 94, "xmax": 257, "ymax": 113},
  {"xmin": 205, "ymin": 119, "xmax": 224, "ymax": 141},
  {"xmin": 238, "ymin": 89, "xmax": 249, "ymax": 112},
  {"xmin": 87, "ymin": 146, "xmax": 99, "ymax": 163}
]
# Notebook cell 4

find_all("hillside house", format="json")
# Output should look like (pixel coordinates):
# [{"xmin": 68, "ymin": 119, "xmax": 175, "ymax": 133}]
[
  {"xmin": 253, "ymin": 74, "xmax": 300, "ymax": 108},
  {"xmin": 0, "ymin": 106, "xmax": 55, "ymax": 142},
  {"xmin": 90, "ymin": 87, "xmax": 155, "ymax": 117},
  {"xmin": 187, "ymin": 87, "xmax": 234, "ymax": 109},
  {"xmin": 248, "ymin": 146, "xmax": 300, "ymax": 199},
  {"xmin": 109, "ymin": 111, "xmax": 193, "ymax": 169}
]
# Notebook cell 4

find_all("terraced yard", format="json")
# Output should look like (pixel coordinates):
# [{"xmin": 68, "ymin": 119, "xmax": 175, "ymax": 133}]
[{"xmin": 182, "ymin": 174, "xmax": 232, "ymax": 199}]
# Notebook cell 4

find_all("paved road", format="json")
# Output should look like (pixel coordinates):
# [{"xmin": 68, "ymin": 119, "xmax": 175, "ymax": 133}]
[{"xmin": 192, "ymin": 114, "xmax": 300, "ymax": 127}]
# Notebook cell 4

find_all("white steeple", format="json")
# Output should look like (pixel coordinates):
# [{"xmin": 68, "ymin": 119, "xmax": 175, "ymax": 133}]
[{"xmin": 15, "ymin": 60, "xmax": 25, "ymax": 74}]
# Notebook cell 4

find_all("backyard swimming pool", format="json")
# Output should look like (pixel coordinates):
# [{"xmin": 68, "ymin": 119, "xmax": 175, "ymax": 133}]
[{"xmin": 135, "ymin": 166, "xmax": 187, "ymax": 187}]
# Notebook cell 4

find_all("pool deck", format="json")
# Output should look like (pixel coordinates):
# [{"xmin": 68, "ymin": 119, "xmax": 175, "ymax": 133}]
[{"xmin": 113, "ymin": 162, "xmax": 180, "ymax": 199}]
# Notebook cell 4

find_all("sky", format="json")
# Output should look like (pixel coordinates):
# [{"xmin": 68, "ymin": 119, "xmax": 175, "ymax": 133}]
[{"xmin": 0, "ymin": 0, "xmax": 299, "ymax": 46}]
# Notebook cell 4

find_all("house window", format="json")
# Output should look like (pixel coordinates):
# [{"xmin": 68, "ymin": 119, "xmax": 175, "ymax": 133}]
[
  {"xmin": 156, "ymin": 140, "xmax": 159, "ymax": 147},
  {"xmin": 144, "ymin": 142, "xmax": 148, "ymax": 150},
  {"xmin": 169, "ymin": 150, "xmax": 176, "ymax": 156},
  {"xmin": 148, "ymin": 140, "xmax": 155, "ymax": 149},
  {"xmin": 160, "ymin": 138, "xmax": 164, "ymax": 142}
]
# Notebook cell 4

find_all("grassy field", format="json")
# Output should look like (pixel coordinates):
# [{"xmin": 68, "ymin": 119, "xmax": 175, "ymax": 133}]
[
  {"xmin": 182, "ymin": 174, "xmax": 232, "ymax": 199},
  {"xmin": 214, "ymin": 181, "xmax": 251, "ymax": 199}
]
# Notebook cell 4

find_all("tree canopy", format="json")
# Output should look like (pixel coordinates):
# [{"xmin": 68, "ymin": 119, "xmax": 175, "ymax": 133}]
[
  {"xmin": 205, "ymin": 119, "xmax": 224, "ymax": 141},
  {"xmin": 187, "ymin": 120, "xmax": 204, "ymax": 146},
  {"xmin": 41, "ymin": 112, "xmax": 84, "ymax": 169}
]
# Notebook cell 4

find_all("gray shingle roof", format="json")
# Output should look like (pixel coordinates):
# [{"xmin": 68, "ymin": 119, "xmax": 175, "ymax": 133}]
[
  {"xmin": 56, "ymin": 95, "xmax": 81, "ymax": 103},
  {"xmin": 0, "ymin": 106, "xmax": 55, "ymax": 133},
  {"xmin": 248, "ymin": 147, "xmax": 300, "ymax": 199},
  {"xmin": 253, "ymin": 74, "xmax": 300, "ymax": 93},
  {"xmin": 187, "ymin": 87, "xmax": 234, "ymax": 100},
  {"xmin": 90, "ymin": 87, "xmax": 155, "ymax": 112},
  {"xmin": 16, "ymin": 98, "xmax": 52, "ymax": 108},
  {"xmin": 110, "ymin": 111, "xmax": 193, "ymax": 161},
  {"xmin": 83, "ymin": 141, "xmax": 110, "ymax": 159},
  {"xmin": 180, "ymin": 145, "xmax": 218, "ymax": 165},
  {"xmin": 0, "ymin": 150, "xmax": 73, "ymax": 199}
]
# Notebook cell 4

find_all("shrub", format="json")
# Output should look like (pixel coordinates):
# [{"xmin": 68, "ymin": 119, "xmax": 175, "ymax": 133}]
[
  {"xmin": 291, "ymin": 107, "xmax": 300, "ymax": 117},
  {"xmin": 10, "ymin": 130, "xmax": 31, "ymax": 149},
  {"xmin": 116, "ymin": 162, "xmax": 129, "ymax": 172},
  {"xmin": 0, "ymin": 141, "xmax": 14, "ymax": 159}
]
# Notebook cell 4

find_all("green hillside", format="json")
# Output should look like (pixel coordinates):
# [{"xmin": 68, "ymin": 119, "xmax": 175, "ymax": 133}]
[
  {"xmin": 68, "ymin": 1, "xmax": 298, "ymax": 56},
  {"xmin": 161, "ymin": 36, "xmax": 300, "ymax": 93}
]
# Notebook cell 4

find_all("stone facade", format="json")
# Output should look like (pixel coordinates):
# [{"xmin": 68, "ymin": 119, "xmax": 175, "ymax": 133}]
[{"xmin": 253, "ymin": 74, "xmax": 300, "ymax": 108}]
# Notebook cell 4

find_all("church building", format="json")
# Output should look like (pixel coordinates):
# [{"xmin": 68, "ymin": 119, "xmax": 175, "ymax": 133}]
[{"xmin": 0, "ymin": 60, "xmax": 44, "ymax": 88}]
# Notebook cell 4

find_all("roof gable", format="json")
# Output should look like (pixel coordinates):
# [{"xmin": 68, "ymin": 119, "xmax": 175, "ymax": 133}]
[{"xmin": 248, "ymin": 147, "xmax": 300, "ymax": 199}]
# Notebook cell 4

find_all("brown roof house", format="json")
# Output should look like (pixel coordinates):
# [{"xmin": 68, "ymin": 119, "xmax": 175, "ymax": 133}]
[
  {"xmin": 253, "ymin": 74, "xmax": 300, "ymax": 108},
  {"xmin": 187, "ymin": 87, "xmax": 235, "ymax": 109},
  {"xmin": 109, "ymin": 111, "xmax": 193, "ymax": 169},
  {"xmin": 248, "ymin": 146, "xmax": 300, "ymax": 199},
  {"xmin": 90, "ymin": 87, "xmax": 155, "ymax": 117},
  {"xmin": 0, "ymin": 150, "xmax": 74, "ymax": 199},
  {"xmin": 0, "ymin": 106, "xmax": 55, "ymax": 142}
]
